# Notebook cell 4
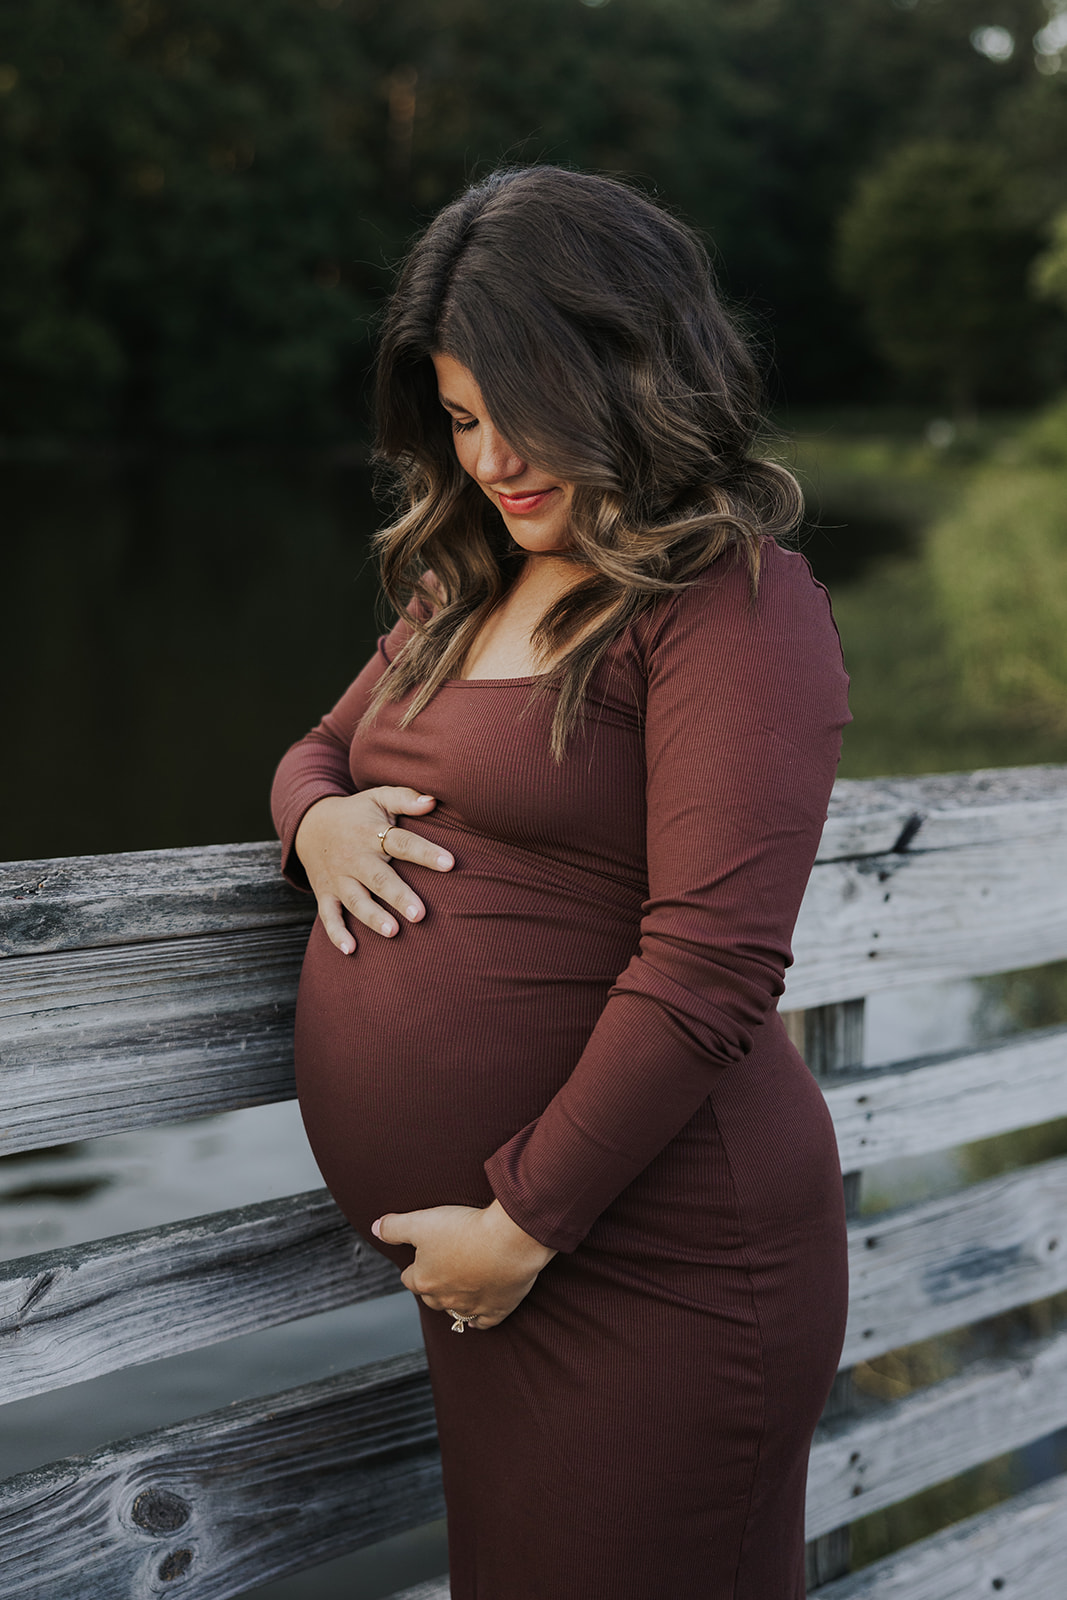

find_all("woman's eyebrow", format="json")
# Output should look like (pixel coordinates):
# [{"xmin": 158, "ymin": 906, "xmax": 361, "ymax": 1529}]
[{"xmin": 438, "ymin": 394, "xmax": 470, "ymax": 413}]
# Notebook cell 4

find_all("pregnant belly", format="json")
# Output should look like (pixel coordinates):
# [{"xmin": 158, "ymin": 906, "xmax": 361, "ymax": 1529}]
[{"xmin": 294, "ymin": 827, "xmax": 643, "ymax": 1245}]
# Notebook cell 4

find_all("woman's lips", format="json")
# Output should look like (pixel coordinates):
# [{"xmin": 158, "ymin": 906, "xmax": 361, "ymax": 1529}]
[{"xmin": 496, "ymin": 487, "xmax": 557, "ymax": 515}]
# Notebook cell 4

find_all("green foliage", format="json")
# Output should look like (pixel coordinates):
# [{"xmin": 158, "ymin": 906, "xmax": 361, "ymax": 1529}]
[
  {"xmin": 988, "ymin": 959, "xmax": 1067, "ymax": 1032},
  {"xmin": 1008, "ymin": 388, "xmax": 1067, "ymax": 465},
  {"xmin": 0, "ymin": 0, "xmax": 381, "ymax": 437},
  {"xmin": 789, "ymin": 405, "xmax": 1067, "ymax": 777},
  {"xmin": 1032, "ymin": 205, "xmax": 1067, "ymax": 314},
  {"xmin": 1, "ymin": 0, "xmax": 1065, "ymax": 437},
  {"xmin": 850, "ymin": 1451, "xmax": 1019, "ymax": 1570},
  {"xmin": 825, "ymin": 554, "xmax": 1067, "ymax": 777},
  {"xmin": 925, "ymin": 399, "xmax": 1067, "ymax": 736},
  {"xmin": 837, "ymin": 140, "xmax": 1047, "ymax": 409}
]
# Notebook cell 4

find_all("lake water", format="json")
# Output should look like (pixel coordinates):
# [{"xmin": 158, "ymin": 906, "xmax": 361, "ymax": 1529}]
[{"xmin": 0, "ymin": 450, "xmax": 1050, "ymax": 1595}]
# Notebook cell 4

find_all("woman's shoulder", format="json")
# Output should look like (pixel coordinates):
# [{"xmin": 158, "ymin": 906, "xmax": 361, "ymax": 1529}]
[
  {"xmin": 623, "ymin": 539, "xmax": 848, "ymax": 718},
  {"xmin": 639, "ymin": 538, "xmax": 838, "ymax": 656}
]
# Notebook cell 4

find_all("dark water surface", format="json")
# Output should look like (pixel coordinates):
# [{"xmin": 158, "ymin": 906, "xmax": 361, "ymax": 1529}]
[
  {"xmin": 2, "ymin": 449, "xmax": 917, "ymax": 861},
  {"xmin": 4, "ymin": 451, "xmax": 385, "ymax": 862}
]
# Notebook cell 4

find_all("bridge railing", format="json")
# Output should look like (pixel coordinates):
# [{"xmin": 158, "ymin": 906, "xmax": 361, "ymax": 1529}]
[{"xmin": 2, "ymin": 764, "xmax": 1066, "ymax": 1598}]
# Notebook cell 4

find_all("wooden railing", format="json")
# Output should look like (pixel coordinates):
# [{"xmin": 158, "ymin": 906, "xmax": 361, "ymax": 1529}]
[{"xmin": 2, "ymin": 765, "xmax": 1067, "ymax": 1598}]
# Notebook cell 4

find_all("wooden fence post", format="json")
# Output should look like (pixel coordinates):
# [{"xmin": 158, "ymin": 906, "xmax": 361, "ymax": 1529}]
[{"xmin": 795, "ymin": 999, "xmax": 866, "ymax": 1591}]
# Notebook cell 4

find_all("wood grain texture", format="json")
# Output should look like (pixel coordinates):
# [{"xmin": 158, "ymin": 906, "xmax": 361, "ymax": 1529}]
[
  {"xmin": 807, "ymin": 1328, "xmax": 1067, "ymax": 1539},
  {"xmin": 0, "ymin": 928, "xmax": 305, "ymax": 1154},
  {"xmin": 5, "ymin": 769, "xmax": 1063, "ymax": 958},
  {"xmin": 4, "ymin": 768, "xmax": 1067, "ymax": 1155},
  {"xmin": 0, "ymin": 1190, "xmax": 401, "ymax": 1405},
  {"xmin": 825, "ymin": 1025, "xmax": 1067, "ymax": 1172},
  {"xmin": 813, "ymin": 1468, "xmax": 1067, "ymax": 1600},
  {"xmin": 0, "ymin": 843, "xmax": 312, "ymax": 957},
  {"xmin": 842, "ymin": 1155, "xmax": 1067, "ymax": 1366},
  {"xmin": 3, "ymin": 770, "xmax": 1067, "ymax": 1598},
  {"xmin": 387, "ymin": 1583, "xmax": 451, "ymax": 1600},
  {"xmin": 818, "ymin": 765, "xmax": 1067, "ymax": 860},
  {"xmin": 786, "ymin": 820, "xmax": 1067, "ymax": 1008},
  {"xmin": 0, "ymin": 1351, "xmax": 443, "ymax": 1600}
]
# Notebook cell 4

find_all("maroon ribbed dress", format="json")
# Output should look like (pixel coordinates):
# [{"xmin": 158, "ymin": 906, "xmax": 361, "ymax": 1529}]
[{"xmin": 271, "ymin": 540, "xmax": 850, "ymax": 1599}]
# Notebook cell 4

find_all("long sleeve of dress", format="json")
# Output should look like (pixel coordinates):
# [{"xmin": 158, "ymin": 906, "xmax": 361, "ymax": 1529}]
[
  {"xmin": 270, "ymin": 626, "xmax": 403, "ymax": 889},
  {"xmin": 484, "ymin": 553, "xmax": 850, "ymax": 1252}
]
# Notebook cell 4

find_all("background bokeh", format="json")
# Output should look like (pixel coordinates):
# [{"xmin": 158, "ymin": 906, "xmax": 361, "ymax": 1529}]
[
  {"xmin": 3, "ymin": 0, "xmax": 1067, "ymax": 859},
  {"xmin": 3, "ymin": 5, "xmax": 1067, "ymax": 1596}
]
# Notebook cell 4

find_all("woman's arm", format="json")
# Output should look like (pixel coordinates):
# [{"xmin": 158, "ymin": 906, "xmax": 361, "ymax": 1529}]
[
  {"xmin": 484, "ymin": 549, "xmax": 851, "ymax": 1252},
  {"xmin": 271, "ymin": 615, "xmax": 453, "ymax": 949}
]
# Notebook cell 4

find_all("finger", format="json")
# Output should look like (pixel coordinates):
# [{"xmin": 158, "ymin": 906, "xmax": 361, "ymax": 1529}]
[
  {"xmin": 373, "ymin": 788, "xmax": 439, "ymax": 818},
  {"xmin": 418, "ymin": 1293, "xmax": 449, "ymax": 1312},
  {"xmin": 441, "ymin": 1309, "xmax": 500, "ymax": 1329},
  {"xmin": 377, "ymin": 824, "xmax": 454, "ymax": 875},
  {"xmin": 358, "ymin": 858, "xmax": 429, "ymax": 924},
  {"xmin": 373, "ymin": 1211, "xmax": 419, "ymax": 1246},
  {"xmin": 418, "ymin": 1297, "xmax": 481, "ymax": 1321},
  {"xmin": 317, "ymin": 895, "xmax": 357, "ymax": 956},
  {"xmin": 338, "ymin": 880, "xmax": 401, "ymax": 939}
]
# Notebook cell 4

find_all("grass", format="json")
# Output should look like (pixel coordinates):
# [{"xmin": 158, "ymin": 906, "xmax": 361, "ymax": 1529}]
[{"xmin": 780, "ymin": 402, "xmax": 1067, "ymax": 777}]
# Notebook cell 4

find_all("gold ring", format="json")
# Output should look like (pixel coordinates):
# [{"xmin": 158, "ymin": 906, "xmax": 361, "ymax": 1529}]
[
  {"xmin": 377, "ymin": 825, "xmax": 396, "ymax": 857},
  {"xmin": 446, "ymin": 1308, "xmax": 478, "ymax": 1333}
]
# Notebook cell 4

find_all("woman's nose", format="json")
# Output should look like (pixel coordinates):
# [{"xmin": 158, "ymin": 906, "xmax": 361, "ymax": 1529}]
[{"xmin": 476, "ymin": 423, "xmax": 526, "ymax": 485}]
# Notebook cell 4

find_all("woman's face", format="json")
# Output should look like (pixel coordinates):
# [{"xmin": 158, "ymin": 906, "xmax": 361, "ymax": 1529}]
[{"xmin": 431, "ymin": 352, "xmax": 575, "ymax": 555}]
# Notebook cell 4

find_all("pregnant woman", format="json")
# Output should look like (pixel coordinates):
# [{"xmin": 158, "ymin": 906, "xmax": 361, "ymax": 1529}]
[{"xmin": 271, "ymin": 165, "xmax": 850, "ymax": 1599}]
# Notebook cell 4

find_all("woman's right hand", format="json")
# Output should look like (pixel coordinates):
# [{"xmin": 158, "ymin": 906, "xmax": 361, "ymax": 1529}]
[{"xmin": 294, "ymin": 788, "xmax": 454, "ymax": 955}]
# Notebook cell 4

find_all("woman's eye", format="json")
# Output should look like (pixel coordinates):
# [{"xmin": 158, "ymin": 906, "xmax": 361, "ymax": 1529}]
[{"xmin": 451, "ymin": 417, "xmax": 478, "ymax": 435}]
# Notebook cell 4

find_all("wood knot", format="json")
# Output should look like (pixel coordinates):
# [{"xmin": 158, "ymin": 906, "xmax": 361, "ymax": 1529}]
[
  {"xmin": 891, "ymin": 811, "xmax": 924, "ymax": 853},
  {"xmin": 17, "ymin": 1270, "xmax": 58, "ymax": 1318},
  {"xmin": 131, "ymin": 1487, "xmax": 191, "ymax": 1533},
  {"xmin": 158, "ymin": 1548, "xmax": 194, "ymax": 1581}
]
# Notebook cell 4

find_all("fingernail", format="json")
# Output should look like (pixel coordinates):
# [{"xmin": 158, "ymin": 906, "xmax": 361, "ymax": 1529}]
[
  {"xmin": 341, "ymin": 939, "xmax": 354, "ymax": 955},
  {"xmin": 437, "ymin": 854, "xmax": 452, "ymax": 868},
  {"xmin": 405, "ymin": 904, "xmax": 420, "ymax": 921},
  {"xmin": 371, "ymin": 1218, "xmax": 382, "ymax": 1239},
  {"xmin": 380, "ymin": 920, "xmax": 395, "ymax": 936},
  {"xmin": 418, "ymin": 795, "xmax": 434, "ymax": 804}
]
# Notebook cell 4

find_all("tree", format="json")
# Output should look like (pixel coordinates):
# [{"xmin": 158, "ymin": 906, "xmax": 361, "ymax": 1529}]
[
  {"xmin": 0, "ymin": 0, "xmax": 1063, "ymax": 438},
  {"xmin": 836, "ymin": 139, "xmax": 1047, "ymax": 411},
  {"xmin": 1032, "ymin": 206, "xmax": 1067, "ymax": 314},
  {"xmin": 0, "ymin": 0, "xmax": 382, "ymax": 438}
]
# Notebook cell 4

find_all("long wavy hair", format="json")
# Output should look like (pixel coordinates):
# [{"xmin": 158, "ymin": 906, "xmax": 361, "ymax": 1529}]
[{"xmin": 367, "ymin": 165, "xmax": 802, "ymax": 758}]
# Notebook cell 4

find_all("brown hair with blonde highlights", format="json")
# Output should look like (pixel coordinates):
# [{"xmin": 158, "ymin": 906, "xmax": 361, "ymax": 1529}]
[{"xmin": 367, "ymin": 165, "xmax": 803, "ymax": 758}]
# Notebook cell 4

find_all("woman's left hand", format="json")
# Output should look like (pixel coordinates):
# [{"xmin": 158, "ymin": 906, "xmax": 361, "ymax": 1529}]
[{"xmin": 373, "ymin": 1201, "xmax": 557, "ymax": 1330}]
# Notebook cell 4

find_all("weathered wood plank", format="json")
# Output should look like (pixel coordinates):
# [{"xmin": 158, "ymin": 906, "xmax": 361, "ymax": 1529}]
[
  {"xmin": 7, "ymin": 887, "xmax": 1067, "ymax": 1159},
  {"xmin": 4, "ymin": 771, "xmax": 1064, "ymax": 958},
  {"xmin": 0, "ymin": 842, "xmax": 313, "ymax": 958},
  {"xmin": 0, "ymin": 1352, "xmax": 443, "ymax": 1600},
  {"xmin": 825, "ymin": 1025, "xmax": 1067, "ymax": 1172},
  {"xmin": 1, "ymin": 774, "xmax": 1064, "ymax": 976},
  {"xmin": 2, "ymin": 767, "xmax": 1066, "ymax": 1154},
  {"xmin": 818, "ymin": 765, "xmax": 1067, "ymax": 860},
  {"xmin": 0, "ymin": 1190, "xmax": 402, "ymax": 1405},
  {"xmin": 786, "ymin": 820, "xmax": 1067, "ymax": 1008},
  {"xmin": 807, "ymin": 1327, "xmax": 1067, "ymax": 1539},
  {"xmin": 842, "ymin": 1154, "xmax": 1067, "ymax": 1367},
  {"xmin": 813, "ymin": 1468, "xmax": 1067, "ymax": 1600},
  {"xmin": 0, "ymin": 928, "xmax": 305, "ymax": 1154}
]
